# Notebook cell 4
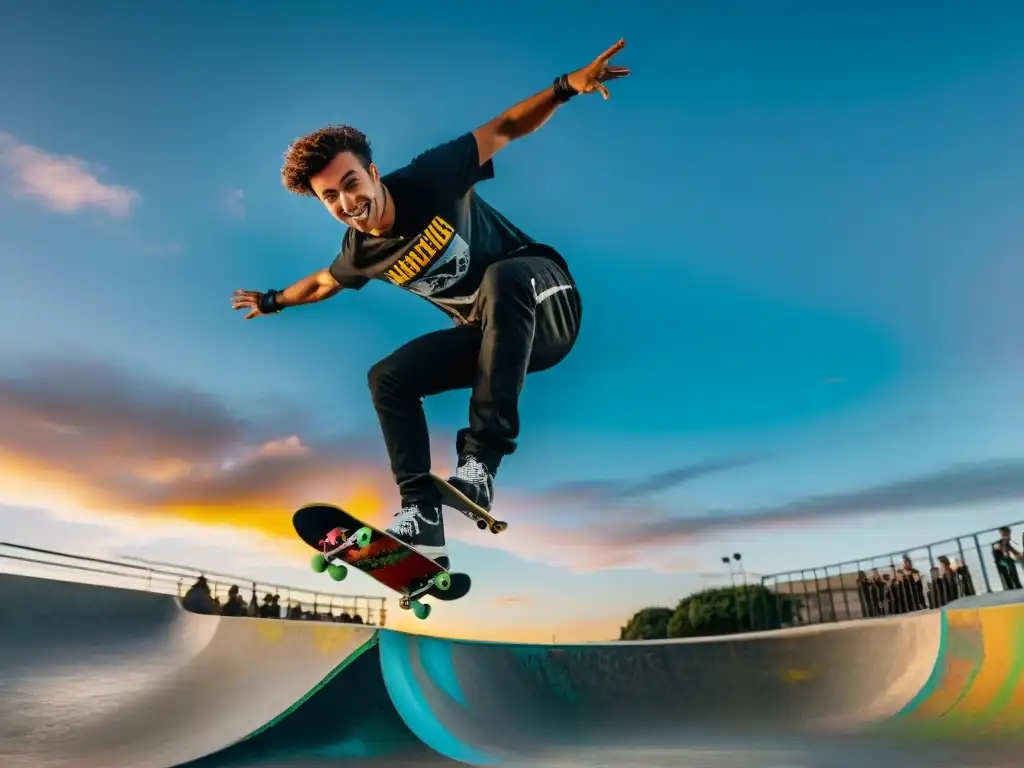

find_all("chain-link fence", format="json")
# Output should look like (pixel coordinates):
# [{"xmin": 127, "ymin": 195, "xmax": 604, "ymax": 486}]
[
  {"xmin": 0, "ymin": 540, "xmax": 387, "ymax": 626},
  {"xmin": 758, "ymin": 520, "xmax": 1024, "ymax": 628}
]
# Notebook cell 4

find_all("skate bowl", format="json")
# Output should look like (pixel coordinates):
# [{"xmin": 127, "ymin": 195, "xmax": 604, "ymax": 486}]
[
  {"xmin": 2, "ymin": 572, "xmax": 1024, "ymax": 768},
  {"xmin": 0, "ymin": 572, "xmax": 382, "ymax": 768}
]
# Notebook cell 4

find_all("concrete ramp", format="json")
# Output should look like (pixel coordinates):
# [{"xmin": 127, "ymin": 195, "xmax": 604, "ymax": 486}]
[
  {"xmin": 0, "ymin": 572, "xmax": 377, "ymax": 768},
  {"xmin": 379, "ymin": 606, "xmax": 1024, "ymax": 766},
  {"xmin": 4, "ymin": 571, "xmax": 1024, "ymax": 768}
]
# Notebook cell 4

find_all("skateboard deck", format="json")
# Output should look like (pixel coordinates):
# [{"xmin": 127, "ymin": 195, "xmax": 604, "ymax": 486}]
[
  {"xmin": 428, "ymin": 473, "xmax": 508, "ymax": 534},
  {"xmin": 293, "ymin": 503, "xmax": 470, "ymax": 621}
]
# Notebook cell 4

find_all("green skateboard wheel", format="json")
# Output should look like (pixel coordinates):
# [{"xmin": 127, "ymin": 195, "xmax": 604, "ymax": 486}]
[
  {"xmin": 311, "ymin": 554, "xmax": 328, "ymax": 573},
  {"xmin": 355, "ymin": 526, "xmax": 373, "ymax": 548},
  {"xmin": 411, "ymin": 600, "xmax": 431, "ymax": 620},
  {"xmin": 432, "ymin": 572, "xmax": 451, "ymax": 591},
  {"xmin": 327, "ymin": 563, "xmax": 348, "ymax": 582}
]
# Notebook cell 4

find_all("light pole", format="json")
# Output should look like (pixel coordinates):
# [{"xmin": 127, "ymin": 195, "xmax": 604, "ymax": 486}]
[
  {"xmin": 733, "ymin": 552, "xmax": 750, "ymax": 630},
  {"xmin": 722, "ymin": 556, "xmax": 737, "ymax": 590},
  {"xmin": 733, "ymin": 553, "xmax": 747, "ymax": 587}
]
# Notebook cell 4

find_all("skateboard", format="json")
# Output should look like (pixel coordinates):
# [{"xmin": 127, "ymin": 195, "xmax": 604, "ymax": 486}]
[
  {"xmin": 428, "ymin": 472, "xmax": 508, "ymax": 534},
  {"xmin": 293, "ymin": 503, "xmax": 471, "ymax": 621}
]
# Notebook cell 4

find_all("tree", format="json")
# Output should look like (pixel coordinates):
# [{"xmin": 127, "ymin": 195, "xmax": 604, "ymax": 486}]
[
  {"xmin": 664, "ymin": 584, "xmax": 800, "ymax": 638},
  {"xmin": 619, "ymin": 606, "xmax": 674, "ymax": 640}
]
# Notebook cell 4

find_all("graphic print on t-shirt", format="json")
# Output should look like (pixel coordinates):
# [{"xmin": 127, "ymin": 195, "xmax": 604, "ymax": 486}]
[{"xmin": 382, "ymin": 215, "xmax": 469, "ymax": 297}]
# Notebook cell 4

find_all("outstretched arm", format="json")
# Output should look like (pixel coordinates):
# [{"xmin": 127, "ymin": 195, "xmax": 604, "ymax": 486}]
[
  {"xmin": 472, "ymin": 39, "xmax": 630, "ymax": 164},
  {"xmin": 232, "ymin": 268, "xmax": 341, "ymax": 319}
]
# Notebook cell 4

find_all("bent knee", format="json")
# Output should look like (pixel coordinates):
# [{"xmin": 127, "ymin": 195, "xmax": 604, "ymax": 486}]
[{"xmin": 367, "ymin": 358, "xmax": 399, "ymax": 397}]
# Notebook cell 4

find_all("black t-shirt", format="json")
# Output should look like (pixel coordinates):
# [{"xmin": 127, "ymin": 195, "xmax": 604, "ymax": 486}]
[{"xmin": 328, "ymin": 131, "xmax": 568, "ymax": 321}]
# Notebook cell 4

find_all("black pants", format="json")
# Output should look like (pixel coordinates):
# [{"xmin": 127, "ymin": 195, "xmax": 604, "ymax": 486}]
[{"xmin": 367, "ymin": 252, "xmax": 582, "ymax": 505}]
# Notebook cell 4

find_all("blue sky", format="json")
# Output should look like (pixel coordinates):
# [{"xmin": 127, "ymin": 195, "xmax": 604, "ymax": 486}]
[{"xmin": 2, "ymin": 1, "xmax": 1024, "ymax": 640}]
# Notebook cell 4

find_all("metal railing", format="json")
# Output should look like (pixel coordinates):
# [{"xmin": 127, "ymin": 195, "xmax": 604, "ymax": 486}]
[
  {"xmin": 0, "ymin": 540, "xmax": 387, "ymax": 627},
  {"xmin": 759, "ymin": 520, "xmax": 1024, "ymax": 627}
]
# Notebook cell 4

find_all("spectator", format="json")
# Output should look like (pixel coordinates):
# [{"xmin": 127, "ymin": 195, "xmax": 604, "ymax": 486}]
[
  {"xmin": 221, "ymin": 584, "xmax": 246, "ymax": 617},
  {"xmin": 880, "ymin": 573, "xmax": 895, "ymax": 615},
  {"xmin": 870, "ymin": 569, "xmax": 886, "ymax": 614},
  {"xmin": 891, "ymin": 570, "xmax": 909, "ymax": 613},
  {"xmin": 181, "ymin": 575, "xmax": 217, "ymax": 615},
  {"xmin": 899, "ymin": 555, "xmax": 926, "ymax": 611},
  {"xmin": 258, "ymin": 593, "xmax": 276, "ymax": 618},
  {"xmin": 857, "ymin": 571, "xmax": 882, "ymax": 617},
  {"xmin": 993, "ymin": 527, "xmax": 1022, "ymax": 590},
  {"xmin": 953, "ymin": 558, "xmax": 976, "ymax": 597},
  {"xmin": 247, "ymin": 591, "xmax": 259, "ymax": 617},
  {"xmin": 934, "ymin": 556, "xmax": 960, "ymax": 605}
]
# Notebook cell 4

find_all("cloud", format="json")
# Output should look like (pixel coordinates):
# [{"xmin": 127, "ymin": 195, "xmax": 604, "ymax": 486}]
[
  {"xmin": 3, "ymin": 357, "xmax": 1022, "ymax": 575},
  {"xmin": 491, "ymin": 595, "xmax": 529, "ymax": 606},
  {"xmin": 628, "ymin": 459, "xmax": 1024, "ymax": 544},
  {"xmin": 0, "ymin": 132, "xmax": 141, "ymax": 217},
  {"xmin": 542, "ymin": 455, "xmax": 762, "ymax": 505},
  {"xmin": 0, "ymin": 357, "xmax": 386, "ymax": 543},
  {"xmin": 226, "ymin": 188, "xmax": 245, "ymax": 218}
]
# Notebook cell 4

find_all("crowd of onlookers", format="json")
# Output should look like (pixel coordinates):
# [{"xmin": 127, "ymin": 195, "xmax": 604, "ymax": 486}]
[
  {"xmin": 855, "ymin": 526, "xmax": 1023, "ymax": 618},
  {"xmin": 179, "ymin": 576, "xmax": 374, "ymax": 625},
  {"xmin": 855, "ymin": 552, "xmax": 975, "ymax": 617},
  {"xmin": 176, "ymin": 526, "xmax": 1024, "ymax": 631}
]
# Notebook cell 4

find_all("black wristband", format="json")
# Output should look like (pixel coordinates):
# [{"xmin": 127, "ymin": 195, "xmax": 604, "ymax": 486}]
[
  {"xmin": 258, "ymin": 289, "xmax": 283, "ymax": 314},
  {"xmin": 552, "ymin": 74, "xmax": 578, "ymax": 103}
]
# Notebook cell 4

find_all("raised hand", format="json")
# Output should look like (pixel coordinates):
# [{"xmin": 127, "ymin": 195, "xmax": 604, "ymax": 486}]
[
  {"xmin": 231, "ymin": 289, "xmax": 270, "ymax": 320},
  {"xmin": 567, "ymin": 39, "xmax": 631, "ymax": 100}
]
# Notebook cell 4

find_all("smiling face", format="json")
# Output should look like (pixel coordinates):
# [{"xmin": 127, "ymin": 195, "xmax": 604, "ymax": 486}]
[{"xmin": 309, "ymin": 150, "xmax": 384, "ymax": 232}]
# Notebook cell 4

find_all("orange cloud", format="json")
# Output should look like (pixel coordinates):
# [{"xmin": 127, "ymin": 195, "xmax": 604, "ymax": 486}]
[
  {"xmin": 491, "ymin": 595, "xmax": 529, "ymax": 606},
  {"xmin": 0, "ymin": 357, "xmax": 759, "ymax": 572}
]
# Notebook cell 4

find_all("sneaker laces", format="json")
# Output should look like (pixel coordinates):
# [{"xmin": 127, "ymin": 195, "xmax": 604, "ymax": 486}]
[
  {"xmin": 387, "ymin": 504, "xmax": 437, "ymax": 537},
  {"xmin": 455, "ymin": 455, "xmax": 490, "ymax": 484}
]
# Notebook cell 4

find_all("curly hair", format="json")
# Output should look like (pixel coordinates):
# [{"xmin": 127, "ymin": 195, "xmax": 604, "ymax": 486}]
[{"xmin": 280, "ymin": 125, "xmax": 373, "ymax": 197}]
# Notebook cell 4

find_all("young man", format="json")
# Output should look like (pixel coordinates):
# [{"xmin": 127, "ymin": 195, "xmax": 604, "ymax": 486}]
[{"xmin": 232, "ymin": 41, "xmax": 629, "ymax": 562}]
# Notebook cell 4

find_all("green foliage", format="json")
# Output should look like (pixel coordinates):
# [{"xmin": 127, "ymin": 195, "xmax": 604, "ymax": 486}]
[
  {"xmin": 619, "ymin": 585, "xmax": 801, "ymax": 640},
  {"xmin": 619, "ymin": 606, "xmax": 674, "ymax": 640}
]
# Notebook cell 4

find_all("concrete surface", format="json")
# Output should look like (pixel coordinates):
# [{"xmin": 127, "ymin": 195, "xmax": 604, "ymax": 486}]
[
  {"xmin": 0, "ymin": 573, "xmax": 376, "ymax": 768},
  {"xmin": 2, "ymin": 571, "xmax": 1024, "ymax": 768}
]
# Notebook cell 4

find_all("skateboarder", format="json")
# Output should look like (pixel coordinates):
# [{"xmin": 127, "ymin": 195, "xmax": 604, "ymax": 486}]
[{"xmin": 232, "ymin": 41, "xmax": 629, "ymax": 562}]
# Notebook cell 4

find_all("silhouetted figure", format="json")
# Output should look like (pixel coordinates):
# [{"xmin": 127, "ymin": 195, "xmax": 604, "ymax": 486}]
[
  {"xmin": 898, "ymin": 555, "xmax": 926, "ymax": 611},
  {"xmin": 880, "ymin": 573, "xmax": 896, "ymax": 615},
  {"xmin": 993, "ymin": 527, "xmax": 1021, "ymax": 590},
  {"xmin": 869, "ymin": 570, "xmax": 887, "ymax": 615},
  {"xmin": 221, "ymin": 585, "xmax": 246, "ymax": 617},
  {"xmin": 954, "ymin": 559, "xmax": 976, "ymax": 597},
  {"xmin": 930, "ymin": 557, "xmax": 954, "ymax": 606},
  {"xmin": 182, "ymin": 576, "xmax": 217, "ymax": 615},
  {"xmin": 258, "ymin": 593, "xmax": 277, "ymax": 618},
  {"xmin": 927, "ymin": 567, "xmax": 944, "ymax": 608},
  {"xmin": 857, "ymin": 571, "xmax": 882, "ymax": 617}
]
